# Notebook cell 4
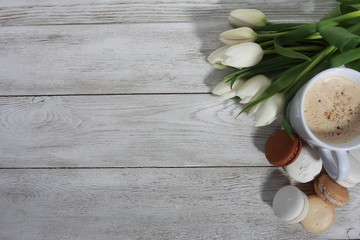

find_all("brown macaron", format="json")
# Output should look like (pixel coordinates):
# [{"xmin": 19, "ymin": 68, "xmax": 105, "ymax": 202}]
[
  {"xmin": 264, "ymin": 130, "xmax": 302, "ymax": 167},
  {"xmin": 314, "ymin": 174, "xmax": 350, "ymax": 208}
]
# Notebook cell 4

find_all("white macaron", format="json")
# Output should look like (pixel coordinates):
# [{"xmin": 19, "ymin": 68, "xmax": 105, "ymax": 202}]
[
  {"xmin": 284, "ymin": 144, "xmax": 322, "ymax": 183},
  {"xmin": 272, "ymin": 185, "xmax": 309, "ymax": 224}
]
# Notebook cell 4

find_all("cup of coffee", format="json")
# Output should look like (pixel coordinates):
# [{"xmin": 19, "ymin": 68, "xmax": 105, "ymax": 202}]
[{"xmin": 288, "ymin": 67, "xmax": 360, "ymax": 181}]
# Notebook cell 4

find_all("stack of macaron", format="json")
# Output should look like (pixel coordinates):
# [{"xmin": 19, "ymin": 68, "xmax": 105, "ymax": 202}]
[
  {"xmin": 302, "ymin": 173, "xmax": 349, "ymax": 233},
  {"xmin": 265, "ymin": 130, "xmax": 360, "ymax": 234},
  {"xmin": 272, "ymin": 174, "xmax": 349, "ymax": 234},
  {"xmin": 265, "ymin": 130, "xmax": 323, "ymax": 183}
]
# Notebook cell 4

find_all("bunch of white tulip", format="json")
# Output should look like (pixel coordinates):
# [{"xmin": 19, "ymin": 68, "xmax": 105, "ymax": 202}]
[
  {"xmin": 209, "ymin": 9, "xmax": 284, "ymax": 127},
  {"xmin": 208, "ymin": 3, "xmax": 360, "ymax": 131}
]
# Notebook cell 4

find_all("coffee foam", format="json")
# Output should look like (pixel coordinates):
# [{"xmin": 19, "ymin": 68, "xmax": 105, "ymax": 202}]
[{"xmin": 304, "ymin": 76, "xmax": 360, "ymax": 145}]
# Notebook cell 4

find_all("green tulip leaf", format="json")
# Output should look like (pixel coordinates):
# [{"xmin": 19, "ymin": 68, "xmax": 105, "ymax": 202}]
[
  {"xmin": 276, "ymin": 23, "xmax": 317, "ymax": 44},
  {"xmin": 282, "ymin": 119, "xmax": 295, "ymax": 139},
  {"xmin": 330, "ymin": 47, "xmax": 360, "ymax": 66},
  {"xmin": 348, "ymin": 22, "xmax": 360, "ymax": 35},
  {"xmin": 322, "ymin": 4, "xmax": 358, "ymax": 20},
  {"xmin": 320, "ymin": 10, "xmax": 360, "ymax": 27},
  {"xmin": 320, "ymin": 26, "xmax": 360, "ymax": 52},
  {"xmin": 225, "ymin": 56, "xmax": 304, "ymax": 87},
  {"xmin": 274, "ymin": 40, "xmax": 312, "ymax": 61},
  {"xmin": 271, "ymin": 23, "xmax": 318, "ymax": 61},
  {"xmin": 346, "ymin": 59, "xmax": 360, "ymax": 71}
]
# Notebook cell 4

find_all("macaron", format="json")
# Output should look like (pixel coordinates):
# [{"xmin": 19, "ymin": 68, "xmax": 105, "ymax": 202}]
[
  {"xmin": 314, "ymin": 174, "xmax": 350, "ymax": 208},
  {"xmin": 265, "ymin": 130, "xmax": 302, "ymax": 167},
  {"xmin": 337, "ymin": 151, "xmax": 360, "ymax": 188},
  {"xmin": 284, "ymin": 144, "xmax": 322, "ymax": 183},
  {"xmin": 272, "ymin": 185, "xmax": 309, "ymax": 224},
  {"xmin": 300, "ymin": 195, "xmax": 335, "ymax": 234}
]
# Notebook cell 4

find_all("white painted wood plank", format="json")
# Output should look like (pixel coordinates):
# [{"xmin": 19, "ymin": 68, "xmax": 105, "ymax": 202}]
[
  {"xmin": 1, "ymin": 95, "xmax": 359, "ymax": 168},
  {"xmin": 0, "ymin": 22, "xmax": 228, "ymax": 95},
  {"xmin": 0, "ymin": 94, "xmax": 281, "ymax": 167},
  {"xmin": 0, "ymin": 0, "xmax": 336, "ymax": 26},
  {"xmin": 0, "ymin": 168, "xmax": 359, "ymax": 240},
  {"xmin": 0, "ymin": 0, "xmax": 337, "ymax": 95}
]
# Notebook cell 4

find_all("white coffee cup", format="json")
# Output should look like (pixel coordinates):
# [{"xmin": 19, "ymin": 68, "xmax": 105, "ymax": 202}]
[{"xmin": 288, "ymin": 67, "xmax": 360, "ymax": 181}]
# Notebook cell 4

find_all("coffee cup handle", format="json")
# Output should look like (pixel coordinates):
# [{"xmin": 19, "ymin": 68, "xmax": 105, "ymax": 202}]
[{"xmin": 319, "ymin": 148, "xmax": 350, "ymax": 181}]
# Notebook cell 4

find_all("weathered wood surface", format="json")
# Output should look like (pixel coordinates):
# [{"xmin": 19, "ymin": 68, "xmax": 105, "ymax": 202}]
[
  {"xmin": 0, "ymin": 168, "xmax": 359, "ymax": 240},
  {"xmin": 1, "ymin": 95, "xmax": 359, "ymax": 168},
  {"xmin": 0, "ymin": 95, "xmax": 281, "ymax": 167},
  {"xmin": 0, "ymin": 22, "xmax": 222, "ymax": 95},
  {"xmin": 1, "ymin": 0, "xmax": 359, "ymax": 239},
  {"xmin": 0, "ymin": 0, "xmax": 335, "ymax": 26},
  {"xmin": 0, "ymin": 0, "xmax": 337, "ymax": 95}
]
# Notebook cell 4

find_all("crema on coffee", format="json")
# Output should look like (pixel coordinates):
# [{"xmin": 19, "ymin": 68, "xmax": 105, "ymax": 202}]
[{"xmin": 304, "ymin": 76, "xmax": 360, "ymax": 145}]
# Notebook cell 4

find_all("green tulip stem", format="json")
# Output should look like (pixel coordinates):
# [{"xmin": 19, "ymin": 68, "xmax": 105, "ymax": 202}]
[
  {"xmin": 283, "ymin": 45, "xmax": 337, "ymax": 93},
  {"xmin": 259, "ymin": 40, "xmax": 274, "ymax": 48},
  {"xmin": 329, "ymin": 10, "xmax": 360, "ymax": 22},
  {"xmin": 253, "ymin": 22, "xmax": 306, "ymax": 32},
  {"xmin": 318, "ymin": 10, "xmax": 360, "ymax": 28},
  {"xmin": 305, "ymin": 33, "xmax": 322, "ymax": 40},
  {"xmin": 256, "ymin": 32, "xmax": 286, "ymax": 41},
  {"xmin": 263, "ymin": 45, "xmax": 324, "ymax": 55}
]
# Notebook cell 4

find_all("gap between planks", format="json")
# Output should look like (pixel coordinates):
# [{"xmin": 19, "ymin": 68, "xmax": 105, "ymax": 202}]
[
  {"xmin": 0, "ymin": 92, "xmax": 211, "ymax": 98},
  {"xmin": 0, "ymin": 166, "xmax": 275, "ymax": 170}
]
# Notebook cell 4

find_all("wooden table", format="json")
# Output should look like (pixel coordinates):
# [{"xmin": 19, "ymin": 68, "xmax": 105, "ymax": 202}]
[{"xmin": 1, "ymin": 0, "xmax": 360, "ymax": 239}]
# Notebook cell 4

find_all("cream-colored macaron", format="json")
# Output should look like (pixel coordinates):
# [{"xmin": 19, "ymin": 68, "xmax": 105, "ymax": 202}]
[{"xmin": 300, "ymin": 195, "xmax": 335, "ymax": 234}]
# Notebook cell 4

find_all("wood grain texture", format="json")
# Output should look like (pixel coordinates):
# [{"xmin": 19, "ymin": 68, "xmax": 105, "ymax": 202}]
[
  {"xmin": 1, "ymin": 1, "xmax": 359, "ymax": 239},
  {"xmin": 0, "ymin": 0, "xmax": 337, "ymax": 95},
  {"xmin": 0, "ymin": 22, "xmax": 224, "ymax": 95},
  {"xmin": 0, "ymin": 94, "xmax": 282, "ymax": 167},
  {"xmin": 1, "ymin": 94, "xmax": 358, "ymax": 168},
  {"xmin": 0, "ymin": 168, "xmax": 359, "ymax": 240},
  {"xmin": 0, "ymin": 0, "xmax": 336, "ymax": 26}
]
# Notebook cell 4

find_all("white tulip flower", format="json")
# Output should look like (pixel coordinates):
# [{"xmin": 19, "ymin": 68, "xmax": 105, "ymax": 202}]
[
  {"xmin": 228, "ymin": 9, "xmax": 267, "ymax": 28},
  {"xmin": 207, "ymin": 46, "xmax": 230, "ymax": 69},
  {"xmin": 222, "ymin": 42, "xmax": 263, "ymax": 69},
  {"xmin": 212, "ymin": 77, "xmax": 245, "ymax": 100},
  {"xmin": 235, "ymin": 75, "xmax": 271, "ymax": 103},
  {"xmin": 220, "ymin": 27, "xmax": 257, "ymax": 46},
  {"xmin": 248, "ymin": 93, "xmax": 285, "ymax": 127}
]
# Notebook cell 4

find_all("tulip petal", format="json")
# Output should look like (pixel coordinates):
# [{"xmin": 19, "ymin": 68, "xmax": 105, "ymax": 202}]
[
  {"xmin": 220, "ymin": 27, "xmax": 257, "ymax": 45},
  {"xmin": 248, "ymin": 102, "xmax": 262, "ymax": 118},
  {"xmin": 219, "ymin": 90, "xmax": 237, "ymax": 100},
  {"xmin": 228, "ymin": 9, "xmax": 267, "ymax": 28},
  {"xmin": 212, "ymin": 78, "xmax": 244, "ymax": 96},
  {"xmin": 236, "ymin": 75, "xmax": 271, "ymax": 103},
  {"xmin": 212, "ymin": 80, "xmax": 231, "ymax": 96},
  {"xmin": 253, "ymin": 103, "xmax": 278, "ymax": 127},
  {"xmin": 232, "ymin": 78, "xmax": 245, "ymax": 89},
  {"xmin": 222, "ymin": 42, "xmax": 264, "ymax": 69},
  {"xmin": 252, "ymin": 93, "xmax": 285, "ymax": 127},
  {"xmin": 220, "ymin": 38, "xmax": 249, "ymax": 46},
  {"xmin": 207, "ymin": 46, "xmax": 229, "ymax": 69}
]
